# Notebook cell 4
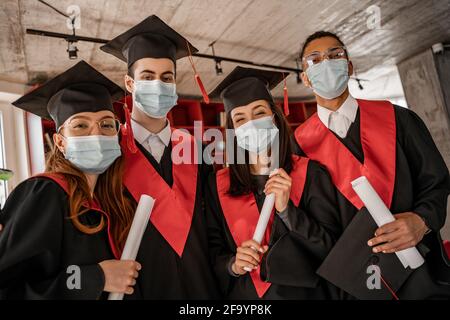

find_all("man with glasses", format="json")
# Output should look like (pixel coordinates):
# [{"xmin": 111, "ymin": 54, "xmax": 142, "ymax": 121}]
[{"xmin": 294, "ymin": 31, "xmax": 450, "ymax": 299}]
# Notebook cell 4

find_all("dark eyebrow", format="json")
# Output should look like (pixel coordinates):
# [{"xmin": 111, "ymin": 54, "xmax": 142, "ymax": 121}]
[
  {"xmin": 69, "ymin": 115, "xmax": 114, "ymax": 121},
  {"xmin": 139, "ymin": 70, "xmax": 174, "ymax": 76},
  {"xmin": 252, "ymin": 104, "xmax": 266, "ymax": 111},
  {"xmin": 307, "ymin": 46, "xmax": 343, "ymax": 55},
  {"xmin": 69, "ymin": 115, "xmax": 90, "ymax": 120},
  {"xmin": 232, "ymin": 111, "xmax": 245, "ymax": 118},
  {"xmin": 232, "ymin": 104, "xmax": 267, "ymax": 118},
  {"xmin": 99, "ymin": 115, "xmax": 115, "ymax": 121},
  {"xmin": 139, "ymin": 70, "xmax": 156, "ymax": 75},
  {"xmin": 306, "ymin": 50, "xmax": 321, "ymax": 55},
  {"xmin": 328, "ymin": 46, "xmax": 343, "ymax": 51}
]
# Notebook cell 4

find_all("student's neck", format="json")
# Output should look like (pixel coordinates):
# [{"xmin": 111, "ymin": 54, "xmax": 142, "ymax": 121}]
[
  {"xmin": 132, "ymin": 108, "xmax": 167, "ymax": 134},
  {"xmin": 316, "ymin": 89, "xmax": 349, "ymax": 112},
  {"xmin": 249, "ymin": 153, "xmax": 271, "ymax": 175},
  {"xmin": 84, "ymin": 173, "xmax": 98, "ymax": 197}
]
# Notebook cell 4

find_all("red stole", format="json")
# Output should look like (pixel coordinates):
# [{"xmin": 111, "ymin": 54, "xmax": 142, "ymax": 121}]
[
  {"xmin": 121, "ymin": 128, "xmax": 198, "ymax": 257},
  {"xmin": 33, "ymin": 173, "xmax": 121, "ymax": 259},
  {"xmin": 295, "ymin": 99, "xmax": 396, "ymax": 210},
  {"xmin": 215, "ymin": 155, "xmax": 309, "ymax": 298}
]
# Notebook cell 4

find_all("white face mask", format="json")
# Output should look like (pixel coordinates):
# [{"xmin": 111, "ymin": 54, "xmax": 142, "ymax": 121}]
[
  {"xmin": 63, "ymin": 135, "xmax": 121, "ymax": 174},
  {"xmin": 305, "ymin": 59, "xmax": 349, "ymax": 99},
  {"xmin": 132, "ymin": 79, "xmax": 178, "ymax": 118},
  {"xmin": 234, "ymin": 116, "xmax": 279, "ymax": 154}
]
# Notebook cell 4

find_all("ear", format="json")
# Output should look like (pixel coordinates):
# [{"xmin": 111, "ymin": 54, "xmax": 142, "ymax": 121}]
[
  {"xmin": 53, "ymin": 133, "xmax": 66, "ymax": 154},
  {"xmin": 124, "ymin": 74, "xmax": 134, "ymax": 93},
  {"xmin": 348, "ymin": 60, "xmax": 354, "ymax": 76},
  {"xmin": 301, "ymin": 71, "xmax": 311, "ymax": 88}
]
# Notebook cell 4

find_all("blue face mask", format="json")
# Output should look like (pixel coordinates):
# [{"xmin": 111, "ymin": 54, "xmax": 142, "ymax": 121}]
[
  {"xmin": 306, "ymin": 59, "xmax": 349, "ymax": 99},
  {"xmin": 64, "ymin": 135, "xmax": 121, "ymax": 174},
  {"xmin": 133, "ymin": 79, "xmax": 178, "ymax": 118}
]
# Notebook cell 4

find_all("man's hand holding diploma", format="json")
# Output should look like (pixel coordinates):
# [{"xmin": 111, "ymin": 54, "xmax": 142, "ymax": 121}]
[{"xmin": 368, "ymin": 212, "xmax": 429, "ymax": 253}]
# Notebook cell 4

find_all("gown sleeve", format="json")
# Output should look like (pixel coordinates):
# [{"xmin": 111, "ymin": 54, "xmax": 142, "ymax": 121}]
[
  {"xmin": 396, "ymin": 106, "xmax": 450, "ymax": 231},
  {"xmin": 204, "ymin": 172, "xmax": 236, "ymax": 297},
  {"xmin": 0, "ymin": 178, "xmax": 105, "ymax": 299},
  {"xmin": 261, "ymin": 161, "xmax": 342, "ymax": 288},
  {"xmin": 277, "ymin": 160, "xmax": 342, "ymax": 259}
]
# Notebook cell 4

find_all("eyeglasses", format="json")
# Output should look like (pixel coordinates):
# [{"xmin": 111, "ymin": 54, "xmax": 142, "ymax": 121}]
[
  {"xmin": 59, "ymin": 117, "xmax": 121, "ymax": 136},
  {"xmin": 302, "ymin": 46, "xmax": 347, "ymax": 68}
]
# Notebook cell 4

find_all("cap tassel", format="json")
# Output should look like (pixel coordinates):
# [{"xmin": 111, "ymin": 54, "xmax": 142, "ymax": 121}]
[
  {"xmin": 283, "ymin": 74, "xmax": 289, "ymax": 116},
  {"xmin": 122, "ymin": 101, "xmax": 138, "ymax": 153},
  {"xmin": 187, "ymin": 41, "xmax": 210, "ymax": 104}
]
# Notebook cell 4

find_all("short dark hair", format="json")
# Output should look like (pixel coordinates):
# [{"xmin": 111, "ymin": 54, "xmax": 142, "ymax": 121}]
[
  {"xmin": 126, "ymin": 61, "xmax": 177, "ymax": 79},
  {"xmin": 127, "ymin": 63, "xmax": 136, "ymax": 78},
  {"xmin": 300, "ymin": 31, "xmax": 345, "ymax": 60}
]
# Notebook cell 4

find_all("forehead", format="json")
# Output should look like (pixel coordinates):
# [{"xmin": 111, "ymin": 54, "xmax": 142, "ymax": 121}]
[
  {"xmin": 133, "ymin": 57, "xmax": 175, "ymax": 72},
  {"xmin": 68, "ymin": 110, "xmax": 115, "ymax": 121},
  {"xmin": 230, "ymin": 99, "xmax": 270, "ymax": 116},
  {"xmin": 304, "ymin": 36, "xmax": 343, "ymax": 56}
]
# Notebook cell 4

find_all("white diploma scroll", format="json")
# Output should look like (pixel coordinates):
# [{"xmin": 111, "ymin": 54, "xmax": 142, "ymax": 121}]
[
  {"xmin": 252, "ymin": 167, "xmax": 280, "ymax": 245},
  {"xmin": 108, "ymin": 194, "xmax": 155, "ymax": 300},
  {"xmin": 351, "ymin": 176, "xmax": 424, "ymax": 269},
  {"xmin": 252, "ymin": 193, "xmax": 276, "ymax": 244}
]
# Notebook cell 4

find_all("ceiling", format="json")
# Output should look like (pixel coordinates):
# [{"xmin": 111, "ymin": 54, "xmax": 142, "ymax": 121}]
[{"xmin": 1, "ymin": 0, "xmax": 449, "ymax": 100}]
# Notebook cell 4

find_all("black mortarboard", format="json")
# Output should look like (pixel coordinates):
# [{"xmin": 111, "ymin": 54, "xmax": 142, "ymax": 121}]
[
  {"xmin": 316, "ymin": 208, "xmax": 426, "ymax": 300},
  {"xmin": 100, "ymin": 15, "xmax": 198, "ymax": 68},
  {"xmin": 209, "ymin": 66, "xmax": 289, "ymax": 114},
  {"xmin": 12, "ymin": 60, "xmax": 123, "ymax": 129}
]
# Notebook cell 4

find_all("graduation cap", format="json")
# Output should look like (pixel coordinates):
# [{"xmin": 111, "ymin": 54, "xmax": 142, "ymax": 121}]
[
  {"xmin": 209, "ymin": 66, "xmax": 290, "ymax": 115},
  {"xmin": 12, "ymin": 60, "xmax": 123, "ymax": 129},
  {"xmin": 100, "ymin": 15, "xmax": 209, "ymax": 103},
  {"xmin": 100, "ymin": 15, "xmax": 197, "ymax": 68},
  {"xmin": 316, "ymin": 207, "xmax": 423, "ymax": 300}
]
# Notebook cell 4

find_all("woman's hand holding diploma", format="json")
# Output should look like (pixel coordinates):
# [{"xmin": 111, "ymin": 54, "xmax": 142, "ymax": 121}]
[
  {"xmin": 108, "ymin": 194, "xmax": 155, "ymax": 299},
  {"xmin": 231, "ymin": 169, "xmax": 290, "ymax": 276},
  {"xmin": 231, "ymin": 240, "xmax": 268, "ymax": 275},
  {"xmin": 99, "ymin": 260, "xmax": 141, "ymax": 295},
  {"xmin": 264, "ymin": 168, "xmax": 292, "ymax": 212}
]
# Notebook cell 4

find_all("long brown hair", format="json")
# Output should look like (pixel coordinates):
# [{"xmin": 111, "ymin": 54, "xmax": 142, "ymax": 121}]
[
  {"xmin": 226, "ymin": 102, "xmax": 293, "ymax": 196},
  {"xmin": 45, "ymin": 144, "xmax": 136, "ymax": 252}
]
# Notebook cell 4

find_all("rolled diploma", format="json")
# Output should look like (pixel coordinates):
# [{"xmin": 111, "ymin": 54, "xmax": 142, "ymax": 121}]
[
  {"xmin": 351, "ymin": 176, "xmax": 424, "ymax": 269},
  {"xmin": 253, "ymin": 193, "xmax": 276, "ymax": 244},
  {"xmin": 108, "ymin": 194, "xmax": 155, "ymax": 300}
]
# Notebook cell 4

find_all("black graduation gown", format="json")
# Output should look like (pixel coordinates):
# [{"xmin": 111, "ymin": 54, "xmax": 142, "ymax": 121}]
[
  {"xmin": 297, "ymin": 105, "xmax": 450, "ymax": 299},
  {"xmin": 127, "ymin": 141, "xmax": 220, "ymax": 299},
  {"xmin": 0, "ymin": 178, "xmax": 112, "ymax": 300},
  {"xmin": 205, "ymin": 160, "xmax": 342, "ymax": 299}
]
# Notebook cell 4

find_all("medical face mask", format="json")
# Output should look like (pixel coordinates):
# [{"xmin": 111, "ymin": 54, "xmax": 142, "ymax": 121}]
[
  {"xmin": 305, "ymin": 59, "xmax": 349, "ymax": 99},
  {"xmin": 64, "ymin": 135, "xmax": 121, "ymax": 174},
  {"xmin": 133, "ymin": 79, "xmax": 178, "ymax": 118},
  {"xmin": 234, "ymin": 116, "xmax": 279, "ymax": 154}
]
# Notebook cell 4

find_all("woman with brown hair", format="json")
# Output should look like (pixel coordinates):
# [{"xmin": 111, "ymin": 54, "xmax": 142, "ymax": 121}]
[
  {"xmin": 0, "ymin": 61, "xmax": 140, "ymax": 299},
  {"xmin": 206, "ymin": 66, "xmax": 342, "ymax": 299}
]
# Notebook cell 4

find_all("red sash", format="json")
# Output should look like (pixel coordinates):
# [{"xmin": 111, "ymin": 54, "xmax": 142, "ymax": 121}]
[
  {"xmin": 216, "ymin": 155, "xmax": 309, "ymax": 298},
  {"xmin": 121, "ymin": 128, "xmax": 198, "ymax": 257},
  {"xmin": 295, "ymin": 99, "xmax": 396, "ymax": 210},
  {"xmin": 33, "ymin": 173, "xmax": 121, "ymax": 259}
]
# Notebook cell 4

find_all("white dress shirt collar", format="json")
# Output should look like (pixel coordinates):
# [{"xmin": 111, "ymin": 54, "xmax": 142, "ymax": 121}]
[
  {"xmin": 131, "ymin": 118, "xmax": 171, "ymax": 147},
  {"xmin": 317, "ymin": 94, "xmax": 358, "ymax": 128}
]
